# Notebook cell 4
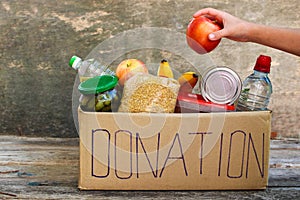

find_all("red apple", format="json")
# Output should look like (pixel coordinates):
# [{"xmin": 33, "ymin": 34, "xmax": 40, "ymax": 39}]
[
  {"xmin": 116, "ymin": 59, "xmax": 148, "ymax": 86},
  {"xmin": 186, "ymin": 15, "xmax": 222, "ymax": 54}
]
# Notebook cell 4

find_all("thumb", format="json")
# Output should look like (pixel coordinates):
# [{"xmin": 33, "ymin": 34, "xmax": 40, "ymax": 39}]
[{"xmin": 208, "ymin": 29, "xmax": 226, "ymax": 41}]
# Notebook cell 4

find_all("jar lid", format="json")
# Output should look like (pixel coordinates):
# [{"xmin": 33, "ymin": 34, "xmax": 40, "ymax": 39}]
[{"xmin": 78, "ymin": 75, "xmax": 118, "ymax": 95}]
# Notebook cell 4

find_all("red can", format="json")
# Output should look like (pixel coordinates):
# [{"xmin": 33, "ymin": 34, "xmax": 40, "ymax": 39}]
[{"xmin": 175, "ymin": 92, "xmax": 235, "ymax": 113}]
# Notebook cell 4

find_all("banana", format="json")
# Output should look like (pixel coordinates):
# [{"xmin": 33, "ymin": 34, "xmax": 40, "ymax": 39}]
[
  {"xmin": 178, "ymin": 71, "xmax": 199, "ymax": 93},
  {"xmin": 157, "ymin": 59, "xmax": 174, "ymax": 78}
]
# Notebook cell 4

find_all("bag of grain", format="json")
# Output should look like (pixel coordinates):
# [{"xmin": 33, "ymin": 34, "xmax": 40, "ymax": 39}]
[{"xmin": 118, "ymin": 73, "xmax": 180, "ymax": 113}]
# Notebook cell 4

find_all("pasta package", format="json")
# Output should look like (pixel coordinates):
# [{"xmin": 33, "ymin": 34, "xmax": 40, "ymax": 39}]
[{"xmin": 118, "ymin": 73, "xmax": 180, "ymax": 113}]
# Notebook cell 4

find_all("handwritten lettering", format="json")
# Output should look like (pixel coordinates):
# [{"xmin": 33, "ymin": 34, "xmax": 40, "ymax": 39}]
[
  {"xmin": 91, "ymin": 129, "xmax": 110, "ymax": 178},
  {"xmin": 90, "ymin": 129, "xmax": 266, "ymax": 180},
  {"xmin": 218, "ymin": 133, "xmax": 224, "ymax": 177},
  {"xmin": 115, "ymin": 130, "xmax": 132, "ymax": 179},
  {"xmin": 136, "ymin": 133, "xmax": 160, "ymax": 178},
  {"xmin": 188, "ymin": 132, "xmax": 212, "ymax": 174},
  {"xmin": 227, "ymin": 130, "xmax": 246, "ymax": 178},
  {"xmin": 159, "ymin": 133, "xmax": 188, "ymax": 177},
  {"xmin": 246, "ymin": 133, "xmax": 265, "ymax": 178}
]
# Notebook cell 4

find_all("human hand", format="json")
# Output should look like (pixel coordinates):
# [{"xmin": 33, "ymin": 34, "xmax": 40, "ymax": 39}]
[{"xmin": 193, "ymin": 8, "xmax": 251, "ymax": 42}]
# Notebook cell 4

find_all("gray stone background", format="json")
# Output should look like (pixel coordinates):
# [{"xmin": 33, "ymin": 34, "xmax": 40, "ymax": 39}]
[{"xmin": 0, "ymin": 0, "xmax": 299, "ymax": 138}]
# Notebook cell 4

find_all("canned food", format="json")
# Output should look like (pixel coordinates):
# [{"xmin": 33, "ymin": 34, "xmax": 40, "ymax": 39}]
[
  {"xmin": 201, "ymin": 67, "xmax": 241, "ymax": 105},
  {"xmin": 78, "ymin": 75, "xmax": 120, "ymax": 112},
  {"xmin": 175, "ymin": 92, "xmax": 235, "ymax": 113}
]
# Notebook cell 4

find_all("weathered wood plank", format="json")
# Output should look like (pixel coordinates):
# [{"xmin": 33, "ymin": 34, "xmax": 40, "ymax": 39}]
[
  {"xmin": 268, "ymin": 139, "xmax": 300, "ymax": 187},
  {"xmin": 0, "ymin": 136, "xmax": 299, "ymax": 199}
]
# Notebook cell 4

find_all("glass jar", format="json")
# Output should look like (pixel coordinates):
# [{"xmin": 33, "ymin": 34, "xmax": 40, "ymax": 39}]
[{"xmin": 78, "ymin": 75, "xmax": 120, "ymax": 112}]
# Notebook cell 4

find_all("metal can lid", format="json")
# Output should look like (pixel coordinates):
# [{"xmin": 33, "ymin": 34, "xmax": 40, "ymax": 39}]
[{"xmin": 201, "ymin": 67, "xmax": 241, "ymax": 105}]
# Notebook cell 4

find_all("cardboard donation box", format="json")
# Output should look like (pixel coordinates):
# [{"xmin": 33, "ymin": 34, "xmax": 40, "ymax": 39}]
[{"xmin": 78, "ymin": 109, "xmax": 271, "ymax": 190}]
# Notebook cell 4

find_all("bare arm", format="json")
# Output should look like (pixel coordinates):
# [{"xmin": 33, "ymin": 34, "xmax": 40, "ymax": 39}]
[
  {"xmin": 247, "ymin": 24, "xmax": 300, "ymax": 56},
  {"xmin": 193, "ymin": 8, "xmax": 300, "ymax": 56}
]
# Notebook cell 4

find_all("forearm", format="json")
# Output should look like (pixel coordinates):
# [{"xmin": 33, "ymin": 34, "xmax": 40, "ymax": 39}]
[{"xmin": 247, "ymin": 23, "xmax": 300, "ymax": 56}]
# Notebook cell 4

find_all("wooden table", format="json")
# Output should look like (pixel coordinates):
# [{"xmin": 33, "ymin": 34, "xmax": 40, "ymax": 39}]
[{"xmin": 0, "ymin": 136, "xmax": 299, "ymax": 199}]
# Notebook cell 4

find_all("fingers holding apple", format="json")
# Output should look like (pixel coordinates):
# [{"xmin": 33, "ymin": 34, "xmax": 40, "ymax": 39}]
[
  {"xmin": 186, "ymin": 15, "xmax": 222, "ymax": 54},
  {"xmin": 116, "ymin": 59, "xmax": 148, "ymax": 86}
]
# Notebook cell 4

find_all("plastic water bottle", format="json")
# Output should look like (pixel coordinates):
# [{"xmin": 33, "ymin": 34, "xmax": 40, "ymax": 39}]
[
  {"xmin": 69, "ymin": 55, "xmax": 115, "ymax": 82},
  {"xmin": 236, "ymin": 55, "xmax": 272, "ymax": 111}
]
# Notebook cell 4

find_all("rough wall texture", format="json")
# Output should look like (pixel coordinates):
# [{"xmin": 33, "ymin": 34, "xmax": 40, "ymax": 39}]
[{"xmin": 0, "ymin": 0, "xmax": 299, "ymax": 138}]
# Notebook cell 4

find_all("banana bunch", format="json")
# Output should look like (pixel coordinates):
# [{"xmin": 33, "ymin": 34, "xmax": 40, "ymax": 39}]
[
  {"xmin": 157, "ymin": 59, "xmax": 174, "ymax": 78},
  {"xmin": 178, "ymin": 72, "xmax": 199, "ymax": 93}
]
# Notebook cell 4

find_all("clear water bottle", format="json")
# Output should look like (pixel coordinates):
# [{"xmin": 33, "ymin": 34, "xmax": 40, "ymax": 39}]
[
  {"xmin": 69, "ymin": 55, "xmax": 115, "ymax": 82},
  {"xmin": 236, "ymin": 55, "xmax": 272, "ymax": 111}
]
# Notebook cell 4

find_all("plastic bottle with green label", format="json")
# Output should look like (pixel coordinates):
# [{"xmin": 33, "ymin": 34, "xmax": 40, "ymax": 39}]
[{"xmin": 69, "ymin": 55, "xmax": 115, "ymax": 82}]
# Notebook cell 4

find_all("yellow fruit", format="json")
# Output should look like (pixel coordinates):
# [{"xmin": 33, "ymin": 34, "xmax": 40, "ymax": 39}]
[
  {"xmin": 178, "ymin": 72, "xmax": 199, "ymax": 92},
  {"xmin": 157, "ymin": 59, "xmax": 174, "ymax": 78}
]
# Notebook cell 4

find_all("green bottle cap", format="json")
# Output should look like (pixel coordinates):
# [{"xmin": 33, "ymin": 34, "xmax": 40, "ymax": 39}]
[
  {"xmin": 78, "ymin": 75, "xmax": 118, "ymax": 95},
  {"xmin": 69, "ymin": 55, "xmax": 82, "ymax": 69}
]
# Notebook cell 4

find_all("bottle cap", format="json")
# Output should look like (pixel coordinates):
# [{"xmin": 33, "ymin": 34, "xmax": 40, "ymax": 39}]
[
  {"xmin": 69, "ymin": 55, "xmax": 82, "ymax": 69},
  {"xmin": 254, "ymin": 55, "xmax": 271, "ymax": 73},
  {"xmin": 78, "ymin": 75, "xmax": 118, "ymax": 95}
]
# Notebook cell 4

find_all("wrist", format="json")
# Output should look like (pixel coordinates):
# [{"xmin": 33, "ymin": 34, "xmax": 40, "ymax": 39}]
[{"xmin": 246, "ymin": 22, "xmax": 265, "ymax": 43}]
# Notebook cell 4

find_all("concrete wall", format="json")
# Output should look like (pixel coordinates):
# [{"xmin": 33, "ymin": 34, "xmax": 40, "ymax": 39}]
[{"xmin": 0, "ymin": 0, "xmax": 299, "ymax": 138}]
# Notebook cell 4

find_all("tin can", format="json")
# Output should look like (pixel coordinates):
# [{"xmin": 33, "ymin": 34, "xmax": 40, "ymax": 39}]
[{"xmin": 201, "ymin": 67, "xmax": 242, "ymax": 105}]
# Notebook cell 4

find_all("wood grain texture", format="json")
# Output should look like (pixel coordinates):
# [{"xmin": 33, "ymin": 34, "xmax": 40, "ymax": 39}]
[{"xmin": 0, "ymin": 136, "xmax": 299, "ymax": 199}]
